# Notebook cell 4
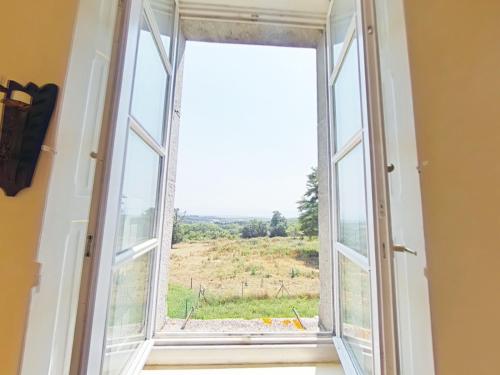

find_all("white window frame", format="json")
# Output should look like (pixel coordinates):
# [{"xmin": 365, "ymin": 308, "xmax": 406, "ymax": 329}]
[
  {"xmin": 325, "ymin": 0, "xmax": 398, "ymax": 373},
  {"xmin": 80, "ymin": 0, "xmax": 393, "ymax": 369},
  {"xmin": 19, "ymin": 0, "xmax": 435, "ymax": 372},
  {"xmin": 79, "ymin": 0, "xmax": 181, "ymax": 373},
  {"xmin": 149, "ymin": 17, "xmax": 335, "ymax": 346}
]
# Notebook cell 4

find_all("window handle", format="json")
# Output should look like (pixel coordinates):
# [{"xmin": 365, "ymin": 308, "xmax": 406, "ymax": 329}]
[{"xmin": 393, "ymin": 244, "xmax": 417, "ymax": 256}]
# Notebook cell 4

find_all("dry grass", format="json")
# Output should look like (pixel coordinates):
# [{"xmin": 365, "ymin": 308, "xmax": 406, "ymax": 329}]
[{"xmin": 168, "ymin": 237, "xmax": 319, "ymax": 299}]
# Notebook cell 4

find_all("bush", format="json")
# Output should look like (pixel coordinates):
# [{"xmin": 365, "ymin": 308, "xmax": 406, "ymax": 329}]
[{"xmin": 241, "ymin": 220, "xmax": 269, "ymax": 238}]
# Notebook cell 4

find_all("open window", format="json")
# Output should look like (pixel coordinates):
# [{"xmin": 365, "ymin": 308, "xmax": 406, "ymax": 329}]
[{"xmin": 68, "ymin": 0, "xmax": 424, "ymax": 374}]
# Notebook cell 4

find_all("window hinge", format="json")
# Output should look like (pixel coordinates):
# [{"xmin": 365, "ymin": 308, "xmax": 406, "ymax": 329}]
[
  {"xmin": 85, "ymin": 234, "xmax": 94, "ymax": 257},
  {"xmin": 32, "ymin": 262, "xmax": 42, "ymax": 289}
]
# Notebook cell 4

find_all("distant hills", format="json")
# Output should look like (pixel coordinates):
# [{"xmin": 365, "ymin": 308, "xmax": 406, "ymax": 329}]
[{"xmin": 181, "ymin": 214, "xmax": 298, "ymax": 224}]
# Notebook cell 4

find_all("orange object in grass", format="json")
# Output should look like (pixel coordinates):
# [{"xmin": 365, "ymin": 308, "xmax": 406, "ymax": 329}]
[
  {"xmin": 293, "ymin": 319, "xmax": 305, "ymax": 330},
  {"xmin": 262, "ymin": 318, "xmax": 273, "ymax": 325}
]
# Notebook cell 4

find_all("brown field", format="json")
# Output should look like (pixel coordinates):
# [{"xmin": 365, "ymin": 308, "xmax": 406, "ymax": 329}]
[{"xmin": 168, "ymin": 237, "xmax": 320, "ymax": 299}]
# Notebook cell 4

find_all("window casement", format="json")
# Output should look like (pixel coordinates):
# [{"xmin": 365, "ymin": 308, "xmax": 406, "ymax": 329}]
[
  {"xmin": 25, "ymin": 0, "xmax": 407, "ymax": 374},
  {"xmin": 18, "ymin": 0, "xmax": 436, "ymax": 373}
]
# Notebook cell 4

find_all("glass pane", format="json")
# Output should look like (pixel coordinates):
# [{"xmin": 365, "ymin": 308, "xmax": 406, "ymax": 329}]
[
  {"xmin": 336, "ymin": 144, "xmax": 368, "ymax": 256},
  {"xmin": 329, "ymin": 0, "xmax": 356, "ymax": 70},
  {"xmin": 130, "ymin": 15, "xmax": 169, "ymax": 143},
  {"xmin": 340, "ymin": 254, "xmax": 373, "ymax": 374},
  {"xmin": 102, "ymin": 251, "xmax": 152, "ymax": 375},
  {"xmin": 116, "ymin": 131, "xmax": 160, "ymax": 252},
  {"xmin": 150, "ymin": 0, "xmax": 175, "ymax": 59},
  {"xmin": 333, "ymin": 39, "xmax": 363, "ymax": 150}
]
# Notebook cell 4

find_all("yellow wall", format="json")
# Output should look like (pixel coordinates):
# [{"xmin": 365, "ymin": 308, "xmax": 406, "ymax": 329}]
[
  {"xmin": 0, "ymin": 1, "xmax": 79, "ymax": 374},
  {"xmin": 1, "ymin": 1, "xmax": 500, "ymax": 374},
  {"xmin": 404, "ymin": 0, "xmax": 500, "ymax": 374}
]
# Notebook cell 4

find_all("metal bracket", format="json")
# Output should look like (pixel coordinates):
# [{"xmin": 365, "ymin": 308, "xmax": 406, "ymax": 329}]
[{"xmin": 393, "ymin": 244, "xmax": 417, "ymax": 256}]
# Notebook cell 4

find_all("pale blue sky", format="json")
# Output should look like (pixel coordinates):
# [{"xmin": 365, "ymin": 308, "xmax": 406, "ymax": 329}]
[{"xmin": 174, "ymin": 42, "xmax": 318, "ymax": 218}]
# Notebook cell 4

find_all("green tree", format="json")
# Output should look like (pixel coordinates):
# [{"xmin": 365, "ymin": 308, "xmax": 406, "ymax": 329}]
[
  {"xmin": 269, "ymin": 211, "xmax": 288, "ymax": 237},
  {"xmin": 171, "ymin": 208, "xmax": 184, "ymax": 245},
  {"xmin": 297, "ymin": 168, "xmax": 318, "ymax": 238},
  {"xmin": 241, "ymin": 220, "xmax": 268, "ymax": 238},
  {"xmin": 287, "ymin": 221, "xmax": 301, "ymax": 238}
]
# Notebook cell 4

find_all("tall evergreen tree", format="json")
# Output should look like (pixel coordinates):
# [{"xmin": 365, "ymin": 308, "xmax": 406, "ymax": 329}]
[{"xmin": 297, "ymin": 168, "xmax": 319, "ymax": 238}]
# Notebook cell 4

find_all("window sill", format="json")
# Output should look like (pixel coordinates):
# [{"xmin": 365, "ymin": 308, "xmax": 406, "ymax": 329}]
[
  {"xmin": 147, "ymin": 339, "xmax": 338, "ymax": 366},
  {"xmin": 142, "ymin": 363, "xmax": 345, "ymax": 375}
]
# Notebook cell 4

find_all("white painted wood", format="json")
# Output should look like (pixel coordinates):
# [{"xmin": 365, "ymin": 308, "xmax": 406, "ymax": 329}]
[
  {"xmin": 179, "ymin": 0, "xmax": 329, "ymax": 28},
  {"xmin": 146, "ymin": 344, "xmax": 338, "ymax": 366},
  {"xmin": 180, "ymin": 0, "xmax": 329, "ymax": 15},
  {"xmin": 357, "ymin": 0, "xmax": 400, "ymax": 372},
  {"xmin": 153, "ymin": 334, "xmax": 334, "ymax": 345},
  {"xmin": 333, "ymin": 337, "xmax": 360, "ymax": 375},
  {"xmin": 20, "ymin": 0, "xmax": 120, "ymax": 374},
  {"xmin": 123, "ymin": 340, "xmax": 154, "ymax": 375},
  {"xmin": 83, "ymin": 0, "xmax": 144, "ymax": 373},
  {"xmin": 328, "ymin": 18, "xmax": 356, "ymax": 86},
  {"xmin": 142, "ymin": 364, "xmax": 344, "ymax": 375},
  {"xmin": 82, "ymin": 0, "xmax": 180, "ymax": 372},
  {"xmin": 326, "ymin": 0, "xmax": 399, "ymax": 372},
  {"xmin": 374, "ymin": 0, "xmax": 435, "ymax": 373}
]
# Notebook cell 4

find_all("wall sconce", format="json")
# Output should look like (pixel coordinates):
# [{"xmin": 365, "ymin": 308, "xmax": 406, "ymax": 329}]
[{"xmin": 0, "ymin": 80, "xmax": 58, "ymax": 197}]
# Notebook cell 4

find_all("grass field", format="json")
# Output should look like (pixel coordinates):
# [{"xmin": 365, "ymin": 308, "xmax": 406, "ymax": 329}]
[
  {"xmin": 168, "ymin": 283, "xmax": 318, "ymax": 319},
  {"xmin": 167, "ymin": 237, "xmax": 320, "ymax": 319}
]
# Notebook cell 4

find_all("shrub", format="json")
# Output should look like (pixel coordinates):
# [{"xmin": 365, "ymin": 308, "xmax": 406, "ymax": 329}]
[{"xmin": 241, "ymin": 220, "xmax": 268, "ymax": 238}]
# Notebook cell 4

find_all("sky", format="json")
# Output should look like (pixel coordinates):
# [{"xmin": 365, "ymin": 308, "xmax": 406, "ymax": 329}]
[{"xmin": 173, "ymin": 41, "xmax": 318, "ymax": 218}]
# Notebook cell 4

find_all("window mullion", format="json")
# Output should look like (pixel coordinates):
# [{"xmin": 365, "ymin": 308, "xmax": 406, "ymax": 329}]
[
  {"xmin": 336, "ymin": 242, "xmax": 370, "ymax": 271},
  {"xmin": 143, "ymin": 1, "xmax": 174, "ymax": 74},
  {"xmin": 332, "ymin": 129, "xmax": 363, "ymax": 164},
  {"xmin": 129, "ymin": 117, "xmax": 167, "ymax": 156},
  {"xmin": 328, "ymin": 16, "xmax": 357, "ymax": 85},
  {"xmin": 114, "ymin": 238, "xmax": 158, "ymax": 268}
]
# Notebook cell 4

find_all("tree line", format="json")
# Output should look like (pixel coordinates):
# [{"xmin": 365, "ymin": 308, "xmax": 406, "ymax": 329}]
[{"xmin": 172, "ymin": 167, "xmax": 318, "ymax": 244}]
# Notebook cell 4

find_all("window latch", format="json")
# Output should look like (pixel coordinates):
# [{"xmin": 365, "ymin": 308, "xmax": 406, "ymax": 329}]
[
  {"xmin": 393, "ymin": 244, "xmax": 417, "ymax": 256},
  {"xmin": 85, "ymin": 234, "xmax": 94, "ymax": 257}
]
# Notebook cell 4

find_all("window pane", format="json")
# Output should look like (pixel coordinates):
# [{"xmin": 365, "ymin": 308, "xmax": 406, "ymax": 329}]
[
  {"xmin": 102, "ymin": 251, "xmax": 152, "ymax": 375},
  {"xmin": 130, "ymin": 15, "xmax": 169, "ymax": 143},
  {"xmin": 336, "ymin": 144, "xmax": 368, "ymax": 256},
  {"xmin": 329, "ymin": 0, "xmax": 355, "ymax": 70},
  {"xmin": 150, "ymin": 0, "xmax": 175, "ymax": 59},
  {"xmin": 333, "ymin": 39, "xmax": 363, "ymax": 150},
  {"xmin": 116, "ymin": 131, "xmax": 160, "ymax": 252},
  {"xmin": 340, "ymin": 254, "xmax": 373, "ymax": 374}
]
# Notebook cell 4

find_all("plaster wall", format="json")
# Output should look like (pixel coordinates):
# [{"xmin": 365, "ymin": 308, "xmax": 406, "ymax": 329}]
[
  {"xmin": 156, "ymin": 31, "xmax": 186, "ymax": 331},
  {"xmin": 0, "ymin": 2, "xmax": 79, "ymax": 374},
  {"xmin": 403, "ymin": 0, "xmax": 500, "ymax": 373},
  {"xmin": 316, "ymin": 33, "xmax": 334, "ymax": 332},
  {"xmin": 3, "ymin": 2, "xmax": 500, "ymax": 374}
]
